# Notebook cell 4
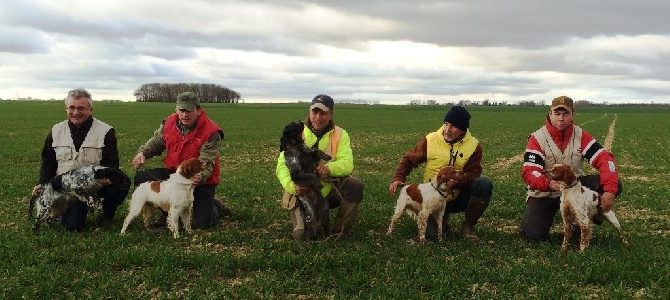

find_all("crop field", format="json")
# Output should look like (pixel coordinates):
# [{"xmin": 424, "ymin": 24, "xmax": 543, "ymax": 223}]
[{"xmin": 1, "ymin": 101, "xmax": 668, "ymax": 298}]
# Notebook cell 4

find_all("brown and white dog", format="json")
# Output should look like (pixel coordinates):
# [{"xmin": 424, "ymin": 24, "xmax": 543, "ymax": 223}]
[
  {"xmin": 120, "ymin": 158, "xmax": 205, "ymax": 238},
  {"xmin": 547, "ymin": 163, "xmax": 629, "ymax": 252},
  {"xmin": 386, "ymin": 166, "xmax": 462, "ymax": 242}
]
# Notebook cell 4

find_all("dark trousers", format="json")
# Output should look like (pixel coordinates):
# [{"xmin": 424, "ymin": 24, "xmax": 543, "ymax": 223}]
[
  {"xmin": 60, "ymin": 185, "xmax": 128, "ymax": 231},
  {"xmin": 325, "ymin": 176, "xmax": 365, "ymax": 208},
  {"xmin": 519, "ymin": 175, "xmax": 623, "ymax": 241},
  {"xmin": 134, "ymin": 168, "xmax": 219, "ymax": 229},
  {"xmin": 443, "ymin": 176, "xmax": 494, "ymax": 214}
]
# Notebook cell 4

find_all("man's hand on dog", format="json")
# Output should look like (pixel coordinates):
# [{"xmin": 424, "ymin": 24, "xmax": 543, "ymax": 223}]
[
  {"xmin": 600, "ymin": 192, "xmax": 615, "ymax": 212},
  {"xmin": 191, "ymin": 173, "xmax": 202, "ymax": 188},
  {"xmin": 388, "ymin": 180, "xmax": 405, "ymax": 196},
  {"xmin": 32, "ymin": 184, "xmax": 42, "ymax": 196},
  {"xmin": 316, "ymin": 164, "xmax": 330, "ymax": 177}
]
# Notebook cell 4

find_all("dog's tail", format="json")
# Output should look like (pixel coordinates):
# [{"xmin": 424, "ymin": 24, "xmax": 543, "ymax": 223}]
[{"xmin": 28, "ymin": 195, "xmax": 37, "ymax": 220}]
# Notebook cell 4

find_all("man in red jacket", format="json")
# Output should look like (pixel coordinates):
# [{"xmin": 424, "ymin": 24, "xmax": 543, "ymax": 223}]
[
  {"xmin": 520, "ymin": 96, "xmax": 622, "ymax": 241},
  {"xmin": 132, "ymin": 92, "xmax": 228, "ymax": 229}
]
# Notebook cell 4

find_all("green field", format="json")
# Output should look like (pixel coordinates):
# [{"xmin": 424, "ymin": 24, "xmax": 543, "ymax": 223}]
[{"xmin": 1, "ymin": 101, "xmax": 668, "ymax": 298}]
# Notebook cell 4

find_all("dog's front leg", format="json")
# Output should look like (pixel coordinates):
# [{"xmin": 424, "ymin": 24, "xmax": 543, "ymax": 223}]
[
  {"xmin": 182, "ymin": 204, "xmax": 194, "ymax": 235},
  {"xmin": 32, "ymin": 218, "xmax": 45, "ymax": 234},
  {"xmin": 435, "ymin": 206, "xmax": 446, "ymax": 243},
  {"xmin": 575, "ymin": 209, "xmax": 593, "ymax": 252},
  {"xmin": 560, "ymin": 204, "xmax": 573, "ymax": 252},
  {"xmin": 166, "ymin": 209, "xmax": 180, "ymax": 238}
]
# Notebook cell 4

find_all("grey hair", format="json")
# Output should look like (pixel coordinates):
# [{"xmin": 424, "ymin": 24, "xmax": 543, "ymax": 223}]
[{"xmin": 65, "ymin": 88, "xmax": 93, "ymax": 106}]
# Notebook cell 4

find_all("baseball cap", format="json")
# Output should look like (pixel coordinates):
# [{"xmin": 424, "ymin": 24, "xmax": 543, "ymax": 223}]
[
  {"xmin": 551, "ymin": 96, "xmax": 574, "ymax": 112},
  {"xmin": 175, "ymin": 92, "xmax": 200, "ymax": 111},
  {"xmin": 310, "ymin": 94, "xmax": 334, "ymax": 112}
]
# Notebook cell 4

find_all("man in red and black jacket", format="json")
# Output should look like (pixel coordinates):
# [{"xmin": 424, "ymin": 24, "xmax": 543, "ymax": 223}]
[{"xmin": 520, "ymin": 96, "xmax": 622, "ymax": 241}]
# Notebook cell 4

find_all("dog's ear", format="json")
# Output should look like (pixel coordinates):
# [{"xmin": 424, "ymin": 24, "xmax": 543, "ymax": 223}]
[
  {"xmin": 94, "ymin": 168, "xmax": 108, "ymax": 180},
  {"xmin": 111, "ymin": 169, "xmax": 131, "ymax": 190},
  {"xmin": 436, "ymin": 166, "xmax": 452, "ymax": 185},
  {"xmin": 279, "ymin": 136, "xmax": 287, "ymax": 152},
  {"xmin": 95, "ymin": 168, "xmax": 131, "ymax": 190},
  {"xmin": 563, "ymin": 165, "xmax": 578, "ymax": 186},
  {"xmin": 50, "ymin": 174, "xmax": 64, "ymax": 192},
  {"xmin": 179, "ymin": 158, "xmax": 204, "ymax": 178}
]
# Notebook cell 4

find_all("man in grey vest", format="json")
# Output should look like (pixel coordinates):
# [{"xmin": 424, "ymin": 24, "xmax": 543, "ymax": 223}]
[
  {"xmin": 520, "ymin": 96, "xmax": 622, "ymax": 241},
  {"xmin": 32, "ymin": 88, "xmax": 128, "ymax": 231}
]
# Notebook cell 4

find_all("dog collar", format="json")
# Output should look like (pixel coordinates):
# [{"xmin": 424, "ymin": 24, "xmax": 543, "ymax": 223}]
[{"xmin": 430, "ymin": 179, "xmax": 451, "ymax": 198}]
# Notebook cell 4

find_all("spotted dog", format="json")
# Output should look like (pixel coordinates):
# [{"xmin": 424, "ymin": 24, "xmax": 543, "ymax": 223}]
[
  {"xmin": 547, "ymin": 163, "xmax": 629, "ymax": 252},
  {"xmin": 29, "ymin": 166, "xmax": 131, "ymax": 234},
  {"xmin": 386, "ymin": 166, "xmax": 462, "ymax": 242},
  {"xmin": 280, "ymin": 121, "xmax": 332, "ymax": 239}
]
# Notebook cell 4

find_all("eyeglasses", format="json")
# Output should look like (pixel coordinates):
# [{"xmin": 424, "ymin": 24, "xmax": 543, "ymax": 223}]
[{"xmin": 66, "ymin": 106, "xmax": 90, "ymax": 112}]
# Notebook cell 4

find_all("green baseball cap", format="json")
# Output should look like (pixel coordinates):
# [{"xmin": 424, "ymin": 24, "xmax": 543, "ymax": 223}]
[{"xmin": 175, "ymin": 92, "xmax": 200, "ymax": 111}]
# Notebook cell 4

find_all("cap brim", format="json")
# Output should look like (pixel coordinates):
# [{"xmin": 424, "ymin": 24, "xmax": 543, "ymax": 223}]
[
  {"xmin": 176, "ymin": 104, "xmax": 196, "ymax": 111},
  {"xmin": 310, "ymin": 103, "xmax": 330, "ymax": 112},
  {"xmin": 551, "ymin": 105, "xmax": 572, "ymax": 112}
]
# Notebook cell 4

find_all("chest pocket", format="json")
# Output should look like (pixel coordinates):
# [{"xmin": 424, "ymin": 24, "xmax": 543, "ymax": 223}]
[{"xmin": 54, "ymin": 146, "xmax": 75, "ymax": 162}]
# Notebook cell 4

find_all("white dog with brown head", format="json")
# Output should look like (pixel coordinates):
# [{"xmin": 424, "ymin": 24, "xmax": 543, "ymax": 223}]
[
  {"xmin": 387, "ymin": 166, "xmax": 462, "ymax": 242},
  {"xmin": 121, "ymin": 158, "xmax": 205, "ymax": 238},
  {"xmin": 547, "ymin": 163, "xmax": 629, "ymax": 252}
]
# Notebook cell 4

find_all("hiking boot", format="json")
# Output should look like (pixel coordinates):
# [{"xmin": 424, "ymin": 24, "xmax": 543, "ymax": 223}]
[
  {"xmin": 461, "ymin": 196, "xmax": 491, "ymax": 240},
  {"xmin": 149, "ymin": 212, "xmax": 168, "ymax": 229}
]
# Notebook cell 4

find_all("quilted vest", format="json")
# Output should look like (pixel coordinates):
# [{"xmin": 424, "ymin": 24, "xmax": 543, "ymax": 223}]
[
  {"xmin": 424, "ymin": 125, "xmax": 479, "ymax": 198},
  {"xmin": 162, "ymin": 111, "xmax": 221, "ymax": 185}
]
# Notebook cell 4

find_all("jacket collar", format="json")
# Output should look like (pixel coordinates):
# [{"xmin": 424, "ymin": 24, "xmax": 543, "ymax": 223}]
[{"xmin": 544, "ymin": 117, "xmax": 574, "ymax": 139}]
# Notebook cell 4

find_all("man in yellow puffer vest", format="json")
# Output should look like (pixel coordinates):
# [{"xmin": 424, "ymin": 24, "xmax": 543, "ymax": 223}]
[
  {"xmin": 389, "ymin": 106, "xmax": 493, "ymax": 241},
  {"xmin": 276, "ymin": 94, "xmax": 364, "ymax": 241}
]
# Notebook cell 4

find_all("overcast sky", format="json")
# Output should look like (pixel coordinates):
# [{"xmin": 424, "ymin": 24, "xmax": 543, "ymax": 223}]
[{"xmin": 2, "ymin": 0, "xmax": 669, "ymax": 104}]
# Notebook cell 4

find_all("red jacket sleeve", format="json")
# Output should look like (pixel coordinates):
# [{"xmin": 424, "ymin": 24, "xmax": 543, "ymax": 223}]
[
  {"xmin": 581, "ymin": 131, "xmax": 619, "ymax": 194},
  {"xmin": 521, "ymin": 134, "xmax": 551, "ymax": 191}
]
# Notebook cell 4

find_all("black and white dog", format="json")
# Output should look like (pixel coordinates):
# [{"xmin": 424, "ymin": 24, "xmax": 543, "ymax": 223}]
[
  {"xmin": 29, "ymin": 165, "xmax": 130, "ymax": 234},
  {"xmin": 280, "ymin": 121, "xmax": 332, "ymax": 239}
]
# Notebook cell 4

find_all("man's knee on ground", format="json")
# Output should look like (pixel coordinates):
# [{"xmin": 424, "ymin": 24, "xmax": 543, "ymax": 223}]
[
  {"xmin": 343, "ymin": 177, "xmax": 364, "ymax": 203},
  {"xmin": 60, "ymin": 201, "xmax": 88, "ymax": 231},
  {"xmin": 519, "ymin": 225, "xmax": 550, "ymax": 242},
  {"xmin": 471, "ymin": 176, "xmax": 493, "ymax": 199}
]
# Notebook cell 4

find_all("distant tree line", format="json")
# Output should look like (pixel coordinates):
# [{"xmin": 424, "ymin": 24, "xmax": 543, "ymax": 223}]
[{"xmin": 133, "ymin": 83, "xmax": 240, "ymax": 103}]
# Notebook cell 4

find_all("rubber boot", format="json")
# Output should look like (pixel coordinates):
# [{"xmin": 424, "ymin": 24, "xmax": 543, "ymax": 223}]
[
  {"xmin": 461, "ymin": 196, "xmax": 490, "ymax": 240},
  {"xmin": 331, "ymin": 200, "xmax": 359, "ymax": 236}
]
